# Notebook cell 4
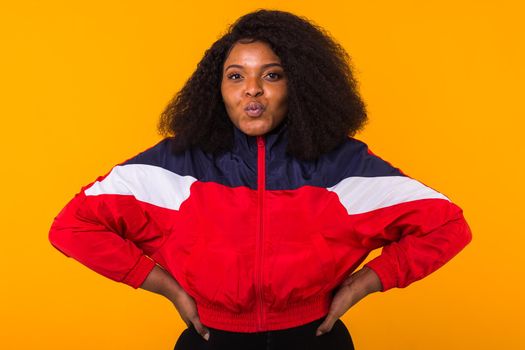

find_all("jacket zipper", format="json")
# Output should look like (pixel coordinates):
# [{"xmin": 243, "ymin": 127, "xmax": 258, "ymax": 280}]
[{"xmin": 256, "ymin": 135, "xmax": 266, "ymax": 331}]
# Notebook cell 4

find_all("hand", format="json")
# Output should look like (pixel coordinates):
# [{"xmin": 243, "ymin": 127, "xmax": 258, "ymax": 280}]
[
  {"xmin": 316, "ymin": 267, "xmax": 382, "ymax": 336},
  {"xmin": 139, "ymin": 265, "xmax": 210, "ymax": 341},
  {"xmin": 171, "ymin": 287, "xmax": 210, "ymax": 341}
]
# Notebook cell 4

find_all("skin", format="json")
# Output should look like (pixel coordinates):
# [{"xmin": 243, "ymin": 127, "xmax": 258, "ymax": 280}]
[
  {"xmin": 140, "ymin": 265, "xmax": 211, "ymax": 340},
  {"xmin": 139, "ymin": 40, "xmax": 383, "ymax": 341},
  {"xmin": 315, "ymin": 266, "xmax": 382, "ymax": 336},
  {"xmin": 220, "ymin": 40, "xmax": 289, "ymax": 136}
]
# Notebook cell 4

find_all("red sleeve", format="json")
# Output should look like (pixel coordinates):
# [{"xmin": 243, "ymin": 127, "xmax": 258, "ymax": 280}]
[
  {"xmin": 48, "ymin": 173, "xmax": 162, "ymax": 289},
  {"xmin": 333, "ymin": 144, "xmax": 473, "ymax": 292},
  {"xmin": 362, "ymin": 199, "xmax": 472, "ymax": 292}
]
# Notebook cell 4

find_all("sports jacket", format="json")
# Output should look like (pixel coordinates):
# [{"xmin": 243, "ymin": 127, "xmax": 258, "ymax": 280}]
[{"xmin": 48, "ymin": 121, "xmax": 472, "ymax": 332}]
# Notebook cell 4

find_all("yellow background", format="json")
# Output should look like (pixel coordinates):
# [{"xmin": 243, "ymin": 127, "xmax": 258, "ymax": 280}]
[{"xmin": 1, "ymin": 1, "xmax": 523, "ymax": 349}]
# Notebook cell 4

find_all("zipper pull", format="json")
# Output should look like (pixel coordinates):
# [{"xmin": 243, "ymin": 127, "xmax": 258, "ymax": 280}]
[{"xmin": 257, "ymin": 135, "xmax": 265, "ymax": 147}]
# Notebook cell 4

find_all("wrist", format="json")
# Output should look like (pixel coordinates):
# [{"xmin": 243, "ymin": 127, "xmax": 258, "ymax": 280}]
[
  {"xmin": 343, "ymin": 267, "xmax": 382, "ymax": 295},
  {"xmin": 359, "ymin": 266, "xmax": 382, "ymax": 294}
]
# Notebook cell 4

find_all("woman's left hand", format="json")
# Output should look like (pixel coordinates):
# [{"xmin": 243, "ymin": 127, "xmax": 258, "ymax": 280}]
[{"xmin": 316, "ymin": 266, "xmax": 383, "ymax": 336}]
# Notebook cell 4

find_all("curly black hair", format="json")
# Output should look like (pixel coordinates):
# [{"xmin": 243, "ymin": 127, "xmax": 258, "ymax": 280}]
[{"xmin": 158, "ymin": 9, "xmax": 368, "ymax": 161}]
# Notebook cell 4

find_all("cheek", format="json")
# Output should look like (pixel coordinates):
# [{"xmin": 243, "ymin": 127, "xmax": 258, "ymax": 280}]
[
  {"xmin": 221, "ymin": 86, "xmax": 240, "ymax": 109},
  {"xmin": 275, "ymin": 88, "xmax": 288, "ymax": 110}
]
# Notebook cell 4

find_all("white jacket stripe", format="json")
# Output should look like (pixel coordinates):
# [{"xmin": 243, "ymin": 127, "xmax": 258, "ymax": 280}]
[
  {"xmin": 84, "ymin": 164, "xmax": 197, "ymax": 210},
  {"xmin": 327, "ymin": 176, "xmax": 450, "ymax": 215}
]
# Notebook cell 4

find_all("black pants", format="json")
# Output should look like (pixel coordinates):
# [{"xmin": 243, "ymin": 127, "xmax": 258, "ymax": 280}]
[{"xmin": 174, "ymin": 317, "xmax": 355, "ymax": 350}]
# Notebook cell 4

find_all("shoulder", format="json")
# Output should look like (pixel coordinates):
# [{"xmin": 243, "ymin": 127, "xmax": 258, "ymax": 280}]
[
  {"xmin": 121, "ymin": 138, "xmax": 174, "ymax": 167},
  {"xmin": 322, "ymin": 136, "xmax": 404, "ymax": 178}
]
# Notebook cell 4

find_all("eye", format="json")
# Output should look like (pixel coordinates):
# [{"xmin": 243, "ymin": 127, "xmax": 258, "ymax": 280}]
[
  {"xmin": 227, "ymin": 73, "xmax": 242, "ymax": 80},
  {"xmin": 265, "ymin": 72, "xmax": 282, "ymax": 80}
]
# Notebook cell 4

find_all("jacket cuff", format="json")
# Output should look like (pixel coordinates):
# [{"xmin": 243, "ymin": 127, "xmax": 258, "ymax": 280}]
[
  {"xmin": 364, "ymin": 255, "xmax": 398, "ymax": 292},
  {"xmin": 122, "ymin": 254, "xmax": 156, "ymax": 289}
]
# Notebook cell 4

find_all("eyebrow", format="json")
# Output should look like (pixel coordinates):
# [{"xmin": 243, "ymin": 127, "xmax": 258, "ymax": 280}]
[{"xmin": 224, "ymin": 63, "xmax": 283, "ymax": 72}]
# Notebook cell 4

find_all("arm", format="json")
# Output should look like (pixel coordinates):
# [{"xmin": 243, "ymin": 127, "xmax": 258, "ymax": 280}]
[
  {"xmin": 49, "ymin": 161, "xmax": 209, "ymax": 339},
  {"xmin": 48, "ymin": 184, "xmax": 160, "ymax": 288},
  {"xmin": 140, "ymin": 265, "xmax": 210, "ymax": 340},
  {"xmin": 362, "ymin": 199, "xmax": 472, "ymax": 292},
  {"xmin": 316, "ymin": 266, "xmax": 381, "ymax": 336},
  {"xmin": 328, "ymin": 145, "xmax": 473, "ymax": 292},
  {"xmin": 49, "ymin": 160, "xmax": 195, "ymax": 288},
  {"xmin": 318, "ymin": 197, "xmax": 472, "ymax": 335},
  {"xmin": 317, "ymin": 144, "xmax": 472, "ymax": 335}
]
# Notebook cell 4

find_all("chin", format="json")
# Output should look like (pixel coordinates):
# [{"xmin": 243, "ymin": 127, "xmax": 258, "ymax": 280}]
[
  {"xmin": 238, "ymin": 121, "xmax": 272, "ymax": 136},
  {"xmin": 242, "ymin": 129, "xmax": 266, "ymax": 136}
]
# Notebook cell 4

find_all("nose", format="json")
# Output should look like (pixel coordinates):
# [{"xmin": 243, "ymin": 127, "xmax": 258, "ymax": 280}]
[{"xmin": 245, "ymin": 77, "xmax": 263, "ymax": 97}]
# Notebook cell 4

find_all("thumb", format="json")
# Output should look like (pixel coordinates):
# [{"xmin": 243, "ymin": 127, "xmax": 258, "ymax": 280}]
[
  {"xmin": 316, "ymin": 315, "xmax": 337, "ymax": 336},
  {"xmin": 191, "ymin": 318, "xmax": 210, "ymax": 341}
]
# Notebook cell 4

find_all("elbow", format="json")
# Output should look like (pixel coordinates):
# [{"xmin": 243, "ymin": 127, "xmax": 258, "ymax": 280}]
[
  {"xmin": 460, "ymin": 217, "xmax": 473, "ymax": 249},
  {"xmin": 447, "ymin": 212, "xmax": 473, "ymax": 258},
  {"xmin": 449, "ymin": 203, "xmax": 473, "ymax": 251},
  {"xmin": 48, "ymin": 194, "xmax": 85, "ymax": 258},
  {"xmin": 48, "ymin": 218, "xmax": 72, "ymax": 258}
]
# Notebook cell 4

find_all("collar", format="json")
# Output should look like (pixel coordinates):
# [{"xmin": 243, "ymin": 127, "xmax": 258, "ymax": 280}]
[{"xmin": 232, "ymin": 119, "xmax": 289, "ymax": 156}]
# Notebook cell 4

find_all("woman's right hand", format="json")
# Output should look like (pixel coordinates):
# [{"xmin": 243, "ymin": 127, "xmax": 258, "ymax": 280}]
[
  {"xmin": 170, "ymin": 285, "xmax": 210, "ymax": 341},
  {"xmin": 140, "ymin": 264, "xmax": 210, "ymax": 341}
]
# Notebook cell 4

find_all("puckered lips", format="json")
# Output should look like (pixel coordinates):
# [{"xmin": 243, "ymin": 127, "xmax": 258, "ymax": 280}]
[{"xmin": 244, "ymin": 101, "xmax": 265, "ymax": 117}]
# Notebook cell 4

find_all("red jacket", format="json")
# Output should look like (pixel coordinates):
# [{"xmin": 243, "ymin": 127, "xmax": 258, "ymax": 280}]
[{"xmin": 48, "ymin": 122, "xmax": 472, "ymax": 332}]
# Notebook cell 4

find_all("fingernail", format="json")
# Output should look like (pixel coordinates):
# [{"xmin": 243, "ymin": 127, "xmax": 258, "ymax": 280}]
[
  {"xmin": 316, "ymin": 329, "xmax": 323, "ymax": 336},
  {"xmin": 203, "ymin": 332, "xmax": 210, "ymax": 341}
]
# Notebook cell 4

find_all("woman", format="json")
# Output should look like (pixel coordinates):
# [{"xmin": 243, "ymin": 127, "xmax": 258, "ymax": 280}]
[{"xmin": 48, "ymin": 9, "xmax": 472, "ymax": 350}]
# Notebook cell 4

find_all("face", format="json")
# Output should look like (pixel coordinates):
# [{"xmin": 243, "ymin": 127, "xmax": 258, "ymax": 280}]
[{"xmin": 221, "ymin": 40, "xmax": 288, "ymax": 136}]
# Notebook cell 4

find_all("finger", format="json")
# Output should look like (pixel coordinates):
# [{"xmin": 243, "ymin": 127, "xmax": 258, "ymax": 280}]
[
  {"xmin": 191, "ymin": 318, "xmax": 210, "ymax": 341},
  {"xmin": 316, "ymin": 314, "xmax": 338, "ymax": 336}
]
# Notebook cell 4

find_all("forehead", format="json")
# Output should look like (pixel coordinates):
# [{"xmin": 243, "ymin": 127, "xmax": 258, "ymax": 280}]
[{"xmin": 223, "ymin": 41, "xmax": 281, "ymax": 65}]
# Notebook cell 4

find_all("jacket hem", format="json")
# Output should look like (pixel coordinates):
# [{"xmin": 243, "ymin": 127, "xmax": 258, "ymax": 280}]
[{"xmin": 197, "ymin": 293, "xmax": 331, "ymax": 332}]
